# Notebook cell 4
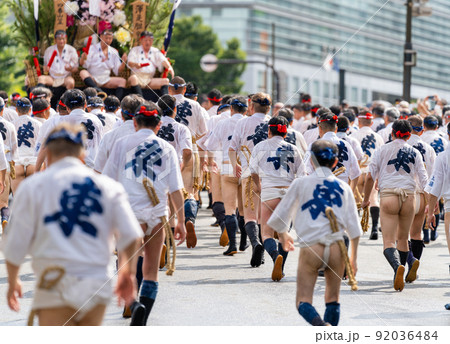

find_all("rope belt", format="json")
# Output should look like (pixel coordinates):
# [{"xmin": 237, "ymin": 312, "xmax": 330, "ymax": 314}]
[
  {"xmin": 240, "ymin": 145, "xmax": 254, "ymax": 211},
  {"xmin": 4, "ymin": 149, "xmax": 15, "ymax": 179},
  {"xmin": 28, "ymin": 266, "xmax": 66, "ymax": 326},
  {"xmin": 143, "ymin": 178, "xmax": 176, "ymax": 276},
  {"xmin": 333, "ymin": 166, "xmax": 346, "ymax": 177},
  {"xmin": 325, "ymin": 207, "xmax": 358, "ymax": 291},
  {"xmin": 380, "ymin": 188, "xmax": 414, "ymax": 208},
  {"xmin": 360, "ymin": 207, "xmax": 369, "ymax": 233}
]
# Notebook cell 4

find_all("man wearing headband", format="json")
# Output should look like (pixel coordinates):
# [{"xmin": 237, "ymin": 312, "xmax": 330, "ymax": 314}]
[
  {"xmin": 204, "ymin": 89, "xmax": 222, "ymax": 117},
  {"xmin": 229, "ymin": 92, "xmax": 272, "ymax": 267},
  {"xmin": 422, "ymin": 115, "xmax": 448, "ymax": 157},
  {"xmin": 94, "ymin": 95, "xmax": 143, "ymax": 174},
  {"xmin": 362, "ymin": 120, "xmax": 428, "ymax": 291},
  {"xmin": 38, "ymin": 30, "xmax": 79, "ymax": 91},
  {"xmin": 103, "ymin": 95, "xmax": 122, "ymax": 120},
  {"xmin": 291, "ymin": 103, "xmax": 311, "ymax": 132},
  {"xmin": 29, "ymin": 87, "xmax": 58, "ymax": 118},
  {"xmin": 31, "ymin": 98, "xmax": 51, "ymax": 123},
  {"xmin": 302, "ymin": 106, "xmax": 328, "ymax": 146},
  {"xmin": 438, "ymin": 110, "xmax": 450, "ymax": 138},
  {"xmin": 277, "ymin": 108, "xmax": 308, "ymax": 158},
  {"xmin": 298, "ymin": 104, "xmax": 321, "ymax": 134},
  {"xmin": 127, "ymin": 31, "xmax": 174, "ymax": 96},
  {"xmin": 0, "ymin": 97, "xmax": 18, "ymax": 230},
  {"xmin": 86, "ymin": 97, "xmax": 118, "ymax": 134},
  {"xmin": 0, "ymin": 91, "xmax": 19, "ymax": 122},
  {"xmin": 250, "ymin": 116, "xmax": 306, "ymax": 281},
  {"xmin": 304, "ymin": 112, "xmax": 361, "ymax": 189},
  {"xmin": 350, "ymin": 111, "xmax": 384, "ymax": 240},
  {"xmin": 268, "ymin": 140, "xmax": 361, "ymax": 326},
  {"xmin": 103, "ymin": 101, "xmax": 186, "ymax": 326},
  {"xmin": 203, "ymin": 96, "xmax": 249, "ymax": 253},
  {"xmin": 11, "ymin": 98, "xmax": 42, "ymax": 193},
  {"xmin": 406, "ymin": 115, "xmax": 436, "ymax": 256},
  {"xmin": 3, "ymin": 123, "xmax": 143, "ymax": 325},
  {"xmin": 80, "ymin": 29, "xmax": 128, "ymax": 100},
  {"xmin": 168, "ymin": 76, "xmax": 208, "ymax": 248},
  {"xmin": 35, "ymin": 89, "xmax": 104, "ymax": 170},
  {"xmin": 378, "ymin": 107, "xmax": 400, "ymax": 143}
]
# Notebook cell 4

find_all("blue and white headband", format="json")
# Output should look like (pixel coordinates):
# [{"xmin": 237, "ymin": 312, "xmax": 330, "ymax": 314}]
[{"xmin": 45, "ymin": 128, "xmax": 84, "ymax": 146}]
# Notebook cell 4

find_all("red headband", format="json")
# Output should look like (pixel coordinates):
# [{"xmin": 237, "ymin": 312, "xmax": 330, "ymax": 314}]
[
  {"xmin": 396, "ymin": 131, "xmax": 410, "ymax": 138},
  {"xmin": 58, "ymin": 100, "xmax": 66, "ymax": 108},
  {"xmin": 301, "ymin": 98, "xmax": 311, "ymax": 103},
  {"xmin": 358, "ymin": 112, "xmax": 373, "ymax": 119},
  {"xmin": 11, "ymin": 94, "xmax": 21, "ymax": 101},
  {"xmin": 33, "ymin": 106, "xmax": 50, "ymax": 115},
  {"xmin": 208, "ymin": 97, "xmax": 222, "ymax": 103},
  {"xmin": 311, "ymin": 107, "xmax": 320, "ymax": 114},
  {"xmin": 269, "ymin": 124, "xmax": 287, "ymax": 133},
  {"xmin": 136, "ymin": 106, "xmax": 159, "ymax": 117},
  {"xmin": 30, "ymin": 92, "xmax": 45, "ymax": 100},
  {"xmin": 320, "ymin": 115, "xmax": 338, "ymax": 123}
]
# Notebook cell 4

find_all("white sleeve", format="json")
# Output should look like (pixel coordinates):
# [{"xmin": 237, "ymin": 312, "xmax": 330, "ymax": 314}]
[
  {"xmin": 111, "ymin": 183, "xmax": 143, "ymax": 251},
  {"xmin": 83, "ymin": 45, "xmax": 96, "ymax": 69},
  {"xmin": 103, "ymin": 142, "xmax": 121, "ymax": 181},
  {"xmin": 69, "ymin": 47, "xmax": 79, "ymax": 68},
  {"xmin": 167, "ymin": 146, "xmax": 184, "ymax": 193},
  {"xmin": 267, "ymin": 179, "xmax": 302, "ymax": 233},
  {"xmin": 346, "ymin": 143, "xmax": 361, "ymax": 180},
  {"xmin": 1, "ymin": 180, "xmax": 36, "ymax": 266},
  {"xmin": 94, "ymin": 135, "xmax": 109, "ymax": 173},
  {"xmin": 293, "ymin": 146, "xmax": 306, "ymax": 177},
  {"xmin": 0, "ymin": 140, "xmax": 7, "ymax": 170},
  {"xmin": 10, "ymin": 126, "xmax": 19, "ymax": 162},
  {"xmin": 178, "ymin": 127, "xmax": 193, "ymax": 153},
  {"xmin": 368, "ymin": 147, "xmax": 380, "ymax": 180},
  {"xmin": 248, "ymin": 144, "xmax": 260, "ymax": 175},
  {"xmin": 111, "ymin": 51, "xmax": 122, "ymax": 76},
  {"xmin": 425, "ymin": 154, "xmax": 444, "ymax": 197},
  {"xmin": 195, "ymin": 104, "xmax": 207, "ymax": 137},
  {"xmin": 414, "ymin": 148, "xmax": 428, "ymax": 191},
  {"xmin": 228, "ymin": 120, "xmax": 242, "ymax": 152},
  {"xmin": 343, "ymin": 184, "xmax": 362, "ymax": 239}
]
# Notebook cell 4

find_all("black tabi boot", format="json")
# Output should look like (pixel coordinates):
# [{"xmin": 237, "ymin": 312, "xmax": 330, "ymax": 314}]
[
  {"xmin": 245, "ymin": 221, "xmax": 263, "ymax": 267},
  {"xmin": 223, "ymin": 215, "xmax": 238, "ymax": 256},
  {"xmin": 369, "ymin": 206, "xmax": 379, "ymax": 240},
  {"xmin": 383, "ymin": 248, "xmax": 405, "ymax": 291},
  {"xmin": 238, "ymin": 215, "xmax": 248, "ymax": 251}
]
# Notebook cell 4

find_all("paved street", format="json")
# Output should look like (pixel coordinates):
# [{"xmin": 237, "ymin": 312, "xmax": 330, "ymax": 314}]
[{"xmin": 1, "ymin": 195, "xmax": 450, "ymax": 326}]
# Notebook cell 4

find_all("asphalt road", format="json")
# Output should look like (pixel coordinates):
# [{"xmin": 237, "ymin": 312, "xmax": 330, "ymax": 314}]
[{"xmin": 1, "ymin": 194, "xmax": 449, "ymax": 326}]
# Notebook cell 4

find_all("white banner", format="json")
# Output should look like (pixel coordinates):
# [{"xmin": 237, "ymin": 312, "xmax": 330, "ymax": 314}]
[
  {"xmin": 89, "ymin": 0, "xmax": 101, "ymax": 17},
  {"xmin": 34, "ymin": 0, "xmax": 39, "ymax": 20},
  {"xmin": 173, "ymin": 0, "xmax": 183, "ymax": 11}
]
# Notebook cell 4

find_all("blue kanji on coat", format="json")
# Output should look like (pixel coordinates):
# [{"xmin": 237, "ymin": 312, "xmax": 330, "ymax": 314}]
[
  {"xmin": 375, "ymin": 123, "xmax": 385, "ymax": 132},
  {"xmin": 430, "ymin": 138, "xmax": 444, "ymax": 154},
  {"xmin": 17, "ymin": 121, "xmax": 34, "ymax": 147},
  {"xmin": 413, "ymin": 143, "xmax": 426, "ymax": 162},
  {"xmin": 82, "ymin": 119, "xmax": 95, "ymax": 140},
  {"xmin": 284, "ymin": 132, "xmax": 296, "ymax": 145},
  {"xmin": 387, "ymin": 147, "xmax": 416, "ymax": 173},
  {"xmin": 125, "ymin": 140, "xmax": 163, "ymax": 180},
  {"xmin": 44, "ymin": 177, "xmax": 103, "ymax": 238},
  {"xmin": 228, "ymin": 135, "xmax": 232, "ymax": 141},
  {"xmin": 247, "ymin": 123, "xmax": 268, "ymax": 146},
  {"xmin": 267, "ymin": 145, "xmax": 295, "ymax": 172},
  {"xmin": 334, "ymin": 140, "xmax": 348, "ymax": 170},
  {"xmin": 361, "ymin": 134, "xmax": 376, "ymax": 157},
  {"xmin": 301, "ymin": 180, "xmax": 344, "ymax": 220},
  {"xmin": 96, "ymin": 114, "xmax": 106, "ymax": 126},
  {"xmin": 0, "ymin": 122, "xmax": 6, "ymax": 140},
  {"xmin": 157, "ymin": 124, "xmax": 175, "ymax": 142},
  {"xmin": 175, "ymin": 101, "xmax": 193, "ymax": 126}
]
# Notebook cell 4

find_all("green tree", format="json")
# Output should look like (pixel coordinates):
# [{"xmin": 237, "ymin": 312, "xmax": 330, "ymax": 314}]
[
  {"xmin": 168, "ymin": 15, "xmax": 246, "ymax": 95},
  {"xmin": 0, "ymin": 3, "xmax": 26, "ymax": 93}
]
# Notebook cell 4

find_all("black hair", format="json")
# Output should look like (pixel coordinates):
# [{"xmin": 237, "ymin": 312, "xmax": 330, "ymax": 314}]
[
  {"xmin": 32, "ymin": 98, "xmax": 50, "ymax": 114},
  {"xmin": 311, "ymin": 104, "xmax": 323, "ymax": 117},
  {"xmin": 318, "ymin": 112, "xmax": 338, "ymax": 132},
  {"xmin": 423, "ymin": 115, "xmax": 439, "ymax": 130},
  {"xmin": 207, "ymin": 89, "xmax": 222, "ymax": 105},
  {"xmin": 277, "ymin": 108, "xmax": 294, "ymax": 124},
  {"xmin": 31, "ymin": 86, "xmax": 52, "ymax": 100},
  {"xmin": 229, "ymin": 96, "xmax": 248, "ymax": 114},
  {"xmin": 342, "ymin": 109, "xmax": 356, "ymax": 123},
  {"xmin": 329, "ymin": 105, "xmax": 340, "ymax": 116},
  {"xmin": 121, "ymin": 95, "xmax": 142, "ymax": 121},
  {"xmin": 140, "ymin": 31, "xmax": 154, "ymax": 39},
  {"xmin": 87, "ymin": 96, "xmax": 104, "ymax": 108},
  {"xmin": 337, "ymin": 116, "xmax": 350, "ymax": 132},
  {"xmin": 134, "ymin": 101, "xmax": 161, "ymax": 128},
  {"xmin": 392, "ymin": 119, "xmax": 412, "ymax": 139},
  {"xmin": 157, "ymin": 95, "xmax": 176, "ymax": 117},
  {"xmin": 268, "ymin": 116, "xmax": 289, "ymax": 137},
  {"xmin": 65, "ymin": 89, "xmax": 86, "ymax": 110},
  {"xmin": 301, "ymin": 94, "xmax": 311, "ymax": 103},
  {"xmin": 372, "ymin": 105, "xmax": 385, "ymax": 117},
  {"xmin": 349, "ymin": 106, "xmax": 359, "ymax": 116},
  {"xmin": 104, "ymin": 95, "xmax": 120, "ymax": 112},
  {"xmin": 55, "ymin": 30, "xmax": 67, "ymax": 38},
  {"xmin": 16, "ymin": 97, "xmax": 32, "ymax": 114},
  {"xmin": 311, "ymin": 140, "xmax": 338, "ymax": 168},
  {"xmin": 83, "ymin": 87, "xmax": 98, "ymax": 100},
  {"xmin": 185, "ymin": 82, "xmax": 199, "ymax": 99},
  {"xmin": 0, "ymin": 91, "xmax": 7, "ymax": 100}
]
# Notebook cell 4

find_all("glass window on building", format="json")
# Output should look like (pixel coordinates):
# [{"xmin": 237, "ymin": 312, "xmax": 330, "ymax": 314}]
[
  {"xmin": 361, "ymin": 89, "xmax": 368, "ymax": 104},
  {"xmin": 302, "ymin": 78, "xmax": 310, "ymax": 94},
  {"xmin": 212, "ymin": 8, "xmax": 222, "ymax": 17},
  {"xmin": 324, "ymin": 81, "xmax": 330, "ymax": 99},
  {"xmin": 333, "ymin": 83, "xmax": 338, "ymax": 100},
  {"xmin": 258, "ymin": 71, "xmax": 266, "ymax": 92},
  {"xmin": 313, "ymin": 80, "xmax": 320, "ymax": 98},
  {"xmin": 293, "ymin": 76, "xmax": 300, "ymax": 94},
  {"xmin": 351, "ymin": 87, "xmax": 358, "ymax": 102}
]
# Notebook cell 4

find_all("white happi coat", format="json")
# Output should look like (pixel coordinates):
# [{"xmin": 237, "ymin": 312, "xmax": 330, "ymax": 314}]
[
  {"xmin": 249, "ymin": 136, "xmax": 306, "ymax": 189},
  {"xmin": 173, "ymin": 94, "xmax": 207, "ymax": 139},
  {"xmin": 36, "ymin": 109, "xmax": 104, "ymax": 168},
  {"xmin": 285, "ymin": 128, "xmax": 307, "ymax": 158},
  {"xmin": 128, "ymin": 46, "xmax": 168, "ymax": 79},
  {"xmin": 421, "ymin": 130, "xmax": 448, "ymax": 156},
  {"xmin": 13, "ymin": 115, "xmax": 42, "ymax": 164},
  {"xmin": 407, "ymin": 134, "xmax": 436, "ymax": 177},
  {"xmin": 103, "ymin": 129, "xmax": 183, "ymax": 220},
  {"xmin": 378, "ymin": 122, "xmax": 394, "ymax": 143},
  {"xmin": 371, "ymin": 117, "xmax": 386, "ymax": 132},
  {"xmin": 350, "ymin": 126, "xmax": 384, "ymax": 172},
  {"xmin": 0, "ymin": 117, "xmax": 18, "ymax": 171},
  {"xmin": 425, "ymin": 147, "xmax": 450, "ymax": 211},
  {"xmin": 267, "ymin": 167, "xmax": 362, "ymax": 246},
  {"xmin": 157, "ymin": 116, "xmax": 193, "ymax": 163},
  {"xmin": 336, "ymin": 131, "xmax": 364, "ymax": 161},
  {"xmin": 94, "ymin": 120, "xmax": 136, "ymax": 173},
  {"xmin": 303, "ymin": 127, "xmax": 320, "ymax": 146},
  {"xmin": 304, "ymin": 131, "xmax": 361, "ymax": 182},
  {"xmin": 1, "ymin": 157, "xmax": 143, "ymax": 281},
  {"xmin": 43, "ymin": 44, "xmax": 79, "ymax": 80},
  {"xmin": 228, "ymin": 112, "xmax": 271, "ymax": 178},
  {"xmin": 90, "ymin": 108, "xmax": 118, "ymax": 134},
  {"xmin": 2, "ymin": 108, "xmax": 19, "ymax": 123},
  {"xmin": 368, "ymin": 139, "xmax": 428, "ymax": 192},
  {"xmin": 83, "ymin": 43, "xmax": 122, "ymax": 85}
]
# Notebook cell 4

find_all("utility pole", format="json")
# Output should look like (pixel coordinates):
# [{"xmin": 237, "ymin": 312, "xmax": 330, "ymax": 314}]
[
  {"xmin": 402, "ymin": 0, "xmax": 413, "ymax": 102},
  {"xmin": 271, "ymin": 22, "xmax": 276, "ymax": 102}
]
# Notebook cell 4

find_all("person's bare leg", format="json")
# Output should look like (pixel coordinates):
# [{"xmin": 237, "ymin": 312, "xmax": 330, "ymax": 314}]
[
  {"xmin": 102, "ymin": 77, "xmax": 127, "ymax": 89},
  {"xmin": 25, "ymin": 165, "xmax": 36, "ymax": 178},
  {"xmin": 221, "ymin": 176, "xmax": 239, "ymax": 254},
  {"xmin": 37, "ymin": 75, "xmax": 54, "ymax": 87},
  {"xmin": 38, "ymin": 307, "xmax": 77, "ymax": 326},
  {"xmin": 64, "ymin": 76, "xmax": 75, "ymax": 90},
  {"xmin": 182, "ymin": 159, "xmax": 197, "ymax": 248},
  {"xmin": 76, "ymin": 304, "xmax": 107, "ymax": 326},
  {"xmin": 148, "ymin": 78, "xmax": 169, "ymax": 90},
  {"xmin": 10, "ymin": 165, "xmax": 25, "ymax": 194},
  {"xmin": 445, "ymin": 213, "xmax": 450, "ymax": 255},
  {"xmin": 323, "ymin": 243, "xmax": 345, "ymax": 325}
]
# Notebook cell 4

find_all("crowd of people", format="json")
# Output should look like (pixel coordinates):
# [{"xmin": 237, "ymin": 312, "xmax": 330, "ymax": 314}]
[{"xmin": 0, "ymin": 29, "xmax": 449, "ymax": 328}]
